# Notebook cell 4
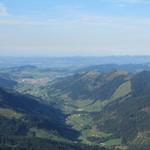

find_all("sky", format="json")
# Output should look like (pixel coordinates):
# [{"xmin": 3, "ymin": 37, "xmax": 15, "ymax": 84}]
[{"xmin": 0, "ymin": 0, "xmax": 150, "ymax": 56}]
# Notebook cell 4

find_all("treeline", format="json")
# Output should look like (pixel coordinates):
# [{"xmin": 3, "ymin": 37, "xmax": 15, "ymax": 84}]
[{"xmin": 0, "ymin": 136, "xmax": 107, "ymax": 150}]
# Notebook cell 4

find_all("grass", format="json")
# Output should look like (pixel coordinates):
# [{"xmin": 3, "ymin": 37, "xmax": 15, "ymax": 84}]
[
  {"xmin": 84, "ymin": 100, "xmax": 109, "ymax": 112},
  {"xmin": 66, "ymin": 114, "xmax": 92, "ymax": 131},
  {"xmin": 74, "ymin": 99, "xmax": 94, "ymax": 108},
  {"xmin": 103, "ymin": 138, "xmax": 122, "ymax": 147},
  {"xmin": 79, "ymin": 128, "xmax": 113, "ymax": 145},
  {"xmin": 0, "ymin": 108, "xmax": 23, "ymax": 119},
  {"xmin": 29, "ymin": 128, "xmax": 53, "ymax": 139},
  {"xmin": 28, "ymin": 128, "xmax": 71, "ymax": 143},
  {"xmin": 66, "ymin": 112, "xmax": 114, "ymax": 146},
  {"xmin": 81, "ymin": 129, "xmax": 112, "ymax": 139},
  {"xmin": 110, "ymin": 81, "xmax": 131, "ymax": 101}
]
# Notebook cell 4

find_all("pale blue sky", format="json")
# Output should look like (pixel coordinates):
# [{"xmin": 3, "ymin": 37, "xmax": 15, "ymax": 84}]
[{"xmin": 0, "ymin": 0, "xmax": 150, "ymax": 56}]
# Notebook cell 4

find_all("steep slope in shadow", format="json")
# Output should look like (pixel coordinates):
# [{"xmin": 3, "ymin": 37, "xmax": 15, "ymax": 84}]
[{"xmin": 0, "ymin": 88, "xmax": 79, "ymax": 140}]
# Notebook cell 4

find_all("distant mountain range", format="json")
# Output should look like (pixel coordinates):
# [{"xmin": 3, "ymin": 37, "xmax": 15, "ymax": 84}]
[{"xmin": 1, "ymin": 56, "xmax": 150, "ymax": 68}]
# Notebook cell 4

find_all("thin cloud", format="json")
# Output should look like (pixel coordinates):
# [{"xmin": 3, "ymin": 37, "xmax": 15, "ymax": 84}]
[
  {"xmin": 78, "ymin": 15, "xmax": 150, "ymax": 29},
  {"xmin": 101, "ymin": 0, "xmax": 150, "ymax": 4},
  {"xmin": 0, "ymin": 3, "xmax": 9, "ymax": 16},
  {"xmin": 0, "ymin": 15, "xmax": 150, "ymax": 29},
  {"xmin": 0, "ymin": 18, "xmax": 50, "ymax": 26},
  {"xmin": 0, "ymin": 1, "xmax": 149, "ymax": 29}
]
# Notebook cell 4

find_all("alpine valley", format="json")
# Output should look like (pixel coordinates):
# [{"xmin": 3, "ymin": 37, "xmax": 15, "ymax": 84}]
[{"xmin": 0, "ymin": 57, "xmax": 150, "ymax": 150}]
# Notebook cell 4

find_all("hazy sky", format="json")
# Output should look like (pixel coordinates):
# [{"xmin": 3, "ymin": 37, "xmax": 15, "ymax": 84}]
[{"xmin": 0, "ymin": 0, "xmax": 150, "ymax": 56}]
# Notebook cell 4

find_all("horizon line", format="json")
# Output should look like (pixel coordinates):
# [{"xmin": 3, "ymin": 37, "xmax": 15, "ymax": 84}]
[{"xmin": 1, "ymin": 55, "xmax": 150, "ymax": 58}]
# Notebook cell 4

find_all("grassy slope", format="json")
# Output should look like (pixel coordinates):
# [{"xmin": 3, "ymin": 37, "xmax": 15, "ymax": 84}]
[{"xmin": 0, "ymin": 108, "xmax": 23, "ymax": 119}]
